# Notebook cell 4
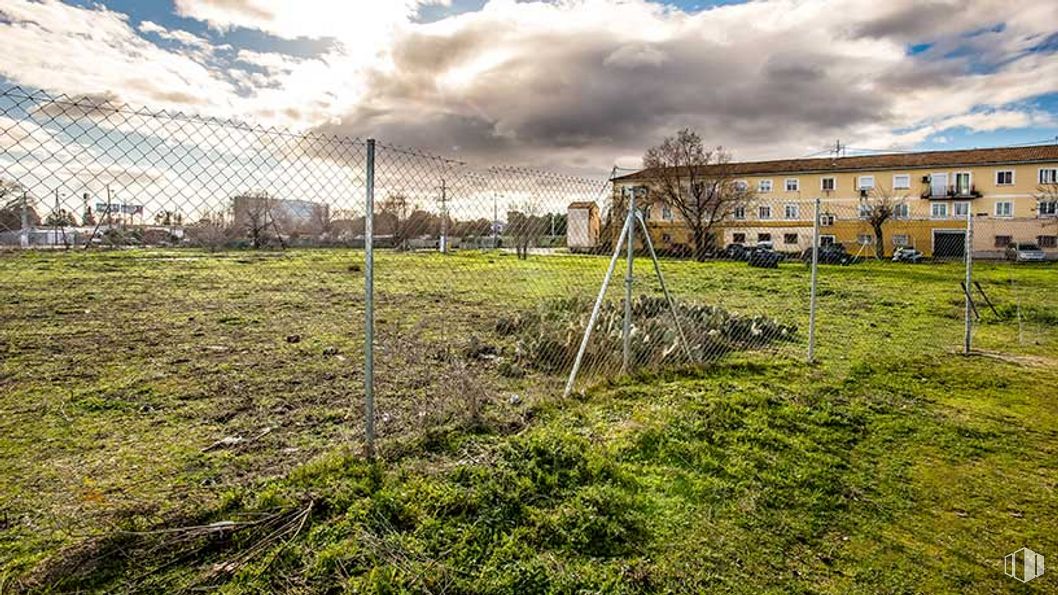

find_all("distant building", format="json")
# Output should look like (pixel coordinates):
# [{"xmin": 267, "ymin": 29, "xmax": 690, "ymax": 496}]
[
  {"xmin": 567, "ymin": 201, "xmax": 600, "ymax": 252},
  {"xmin": 231, "ymin": 194, "xmax": 329, "ymax": 237},
  {"xmin": 615, "ymin": 145, "xmax": 1058, "ymax": 259}
]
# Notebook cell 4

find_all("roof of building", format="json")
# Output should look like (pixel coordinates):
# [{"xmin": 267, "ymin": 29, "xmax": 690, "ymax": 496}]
[
  {"xmin": 613, "ymin": 144, "xmax": 1058, "ymax": 181},
  {"xmin": 567, "ymin": 201, "xmax": 599, "ymax": 210}
]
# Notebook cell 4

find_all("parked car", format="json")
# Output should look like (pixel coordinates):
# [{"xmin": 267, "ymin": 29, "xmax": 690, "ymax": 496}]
[
  {"xmin": 801, "ymin": 243, "xmax": 856, "ymax": 265},
  {"xmin": 1005, "ymin": 242, "xmax": 1046, "ymax": 262},
  {"xmin": 721, "ymin": 243, "xmax": 750, "ymax": 261},
  {"xmin": 748, "ymin": 244, "xmax": 782, "ymax": 268},
  {"xmin": 892, "ymin": 246, "xmax": 924, "ymax": 263}
]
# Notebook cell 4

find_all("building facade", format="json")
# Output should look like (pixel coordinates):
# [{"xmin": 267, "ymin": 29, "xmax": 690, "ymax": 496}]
[
  {"xmin": 566, "ymin": 201, "xmax": 601, "ymax": 252},
  {"xmin": 614, "ymin": 145, "xmax": 1058, "ymax": 259}
]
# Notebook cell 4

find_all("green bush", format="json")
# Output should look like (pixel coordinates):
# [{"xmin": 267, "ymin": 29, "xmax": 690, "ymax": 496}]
[{"xmin": 497, "ymin": 296, "xmax": 797, "ymax": 373}]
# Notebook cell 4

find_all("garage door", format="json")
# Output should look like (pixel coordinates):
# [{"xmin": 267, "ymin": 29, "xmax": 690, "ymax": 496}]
[{"xmin": 933, "ymin": 231, "xmax": 965, "ymax": 259}]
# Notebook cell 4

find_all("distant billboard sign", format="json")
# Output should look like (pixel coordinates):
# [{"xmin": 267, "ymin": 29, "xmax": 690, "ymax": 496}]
[{"xmin": 96, "ymin": 203, "xmax": 144, "ymax": 215}]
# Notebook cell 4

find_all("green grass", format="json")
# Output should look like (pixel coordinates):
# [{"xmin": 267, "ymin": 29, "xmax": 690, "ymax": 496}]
[{"xmin": 0, "ymin": 249, "xmax": 1055, "ymax": 592}]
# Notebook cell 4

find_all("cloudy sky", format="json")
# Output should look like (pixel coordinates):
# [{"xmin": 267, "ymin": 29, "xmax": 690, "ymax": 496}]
[{"xmin": 1, "ymin": 0, "xmax": 1057, "ymax": 175}]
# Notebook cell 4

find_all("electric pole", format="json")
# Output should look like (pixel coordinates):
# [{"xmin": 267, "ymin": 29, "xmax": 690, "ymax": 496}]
[
  {"xmin": 438, "ymin": 178, "xmax": 448, "ymax": 254},
  {"xmin": 20, "ymin": 191, "xmax": 29, "ymax": 249},
  {"xmin": 492, "ymin": 194, "xmax": 498, "ymax": 250}
]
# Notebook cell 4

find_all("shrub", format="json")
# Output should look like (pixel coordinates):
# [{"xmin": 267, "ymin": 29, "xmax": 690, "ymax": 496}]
[{"xmin": 497, "ymin": 296, "xmax": 796, "ymax": 374}]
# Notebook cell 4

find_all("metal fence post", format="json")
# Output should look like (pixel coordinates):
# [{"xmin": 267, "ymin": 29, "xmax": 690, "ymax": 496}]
[
  {"xmin": 622, "ymin": 187, "xmax": 635, "ymax": 373},
  {"xmin": 364, "ymin": 139, "xmax": 376, "ymax": 458},
  {"xmin": 808, "ymin": 196, "xmax": 821, "ymax": 363},
  {"xmin": 20, "ymin": 192, "xmax": 29, "ymax": 249},
  {"xmin": 963, "ymin": 209, "xmax": 973, "ymax": 355},
  {"xmin": 564, "ymin": 206, "xmax": 634, "ymax": 398}
]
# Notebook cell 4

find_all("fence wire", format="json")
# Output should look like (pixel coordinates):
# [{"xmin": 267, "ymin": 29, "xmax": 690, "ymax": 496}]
[{"xmin": 2, "ymin": 86, "xmax": 1056, "ymax": 579}]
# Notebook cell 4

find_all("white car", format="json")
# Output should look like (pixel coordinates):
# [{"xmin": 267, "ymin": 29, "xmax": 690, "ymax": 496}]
[{"xmin": 1005, "ymin": 243, "xmax": 1046, "ymax": 262}]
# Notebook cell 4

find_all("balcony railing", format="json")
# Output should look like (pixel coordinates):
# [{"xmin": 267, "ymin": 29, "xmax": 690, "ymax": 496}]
[{"xmin": 920, "ymin": 184, "xmax": 982, "ymax": 199}]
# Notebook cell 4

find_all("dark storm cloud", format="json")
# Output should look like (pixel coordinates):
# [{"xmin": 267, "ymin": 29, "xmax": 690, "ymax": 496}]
[
  {"xmin": 319, "ymin": 21, "xmax": 890, "ymax": 170},
  {"xmin": 850, "ymin": 1, "xmax": 955, "ymax": 41},
  {"xmin": 310, "ymin": 0, "xmax": 1058, "ymax": 173}
]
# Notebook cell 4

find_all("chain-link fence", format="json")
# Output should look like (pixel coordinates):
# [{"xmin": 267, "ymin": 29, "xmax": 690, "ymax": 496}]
[{"xmin": 2, "ymin": 87, "xmax": 1056, "ymax": 576}]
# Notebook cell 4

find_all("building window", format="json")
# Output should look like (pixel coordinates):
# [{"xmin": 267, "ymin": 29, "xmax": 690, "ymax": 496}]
[
  {"xmin": 784, "ymin": 203, "xmax": 799, "ymax": 219},
  {"xmin": 733, "ymin": 205, "xmax": 746, "ymax": 220},
  {"xmin": 819, "ymin": 235, "xmax": 836, "ymax": 246},
  {"xmin": 784, "ymin": 233, "xmax": 798, "ymax": 245},
  {"xmin": 758, "ymin": 205, "xmax": 772, "ymax": 219},
  {"xmin": 994, "ymin": 235, "xmax": 1012, "ymax": 248},
  {"xmin": 758, "ymin": 179, "xmax": 773, "ymax": 192},
  {"xmin": 858, "ymin": 203, "xmax": 871, "ymax": 219},
  {"xmin": 931, "ymin": 202, "xmax": 948, "ymax": 219},
  {"xmin": 821, "ymin": 177, "xmax": 835, "ymax": 191},
  {"xmin": 785, "ymin": 178, "xmax": 799, "ymax": 192},
  {"xmin": 892, "ymin": 234, "xmax": 910, "ymax": 246},
  {"xmin": 661, "ymin": 233, "xmax": 672, "ymax": 243},
  {"xmin": 735, "ymin": 180, "xmax": 749, "ymax": 192},
  {"xmin": 1039, "ymin": 235, "xmax": 1057, "ymax": 248},
  {"xmin": 732, "ymin": 232, "xmax": 746, "ymax": 244},
  {"xmin": 893, "ymin": 203, "xmax": 910, "ymax": 219},
  {"xmin": 1039, "ymin": 201, "xmax": 1058, "ymax": 217},
  {"xmin": 953, "ymin": 201, "xmax": 970, "ymax": 218},
  {"xmin": 1039, "ymin": 169, "xmax": 1058, "ymax": 184},
  {"xmin": 955, "ymin": 172, "xmax": 971, "ymax": 195},
  {"xmin": 857, "ymin": 233, "xmax": 873, "ymax": 245},
  {"xmin": 996, "ymin": 170, "xmax": 1014, "ymax": 185},
  {"xmin": 857, "ymin": 175, "xmax": 875, "ymax": 190},
  {"xmin": 820, "ymin": 213, "xmax": 835, "ymax": 226},
  {"xmin": 757, "ymin": 233, "xmax": 772, "ymax": 243},
  {"xmin": 662, "ymin": 206, "xmax": 673, "ymax": 221},
  {"xmin": 995, "ymin": 201, "xmax": 1013, "ymax": 217},
  {"xmin": 893, "ymin": 174, "xmax": 910, "ymax": 189}
]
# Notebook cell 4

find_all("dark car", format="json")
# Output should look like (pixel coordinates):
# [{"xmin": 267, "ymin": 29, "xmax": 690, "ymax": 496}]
[
  {"xmin": 802, "ymin": 243, "xmax": 856, "ymax": 265},
  {"xmin": 748, "ymin": 244, "xmax": 782, "ymax": 268},
  {"xmin": 721, "ymin": 243, "xmax": 750, "ymax": 261}
]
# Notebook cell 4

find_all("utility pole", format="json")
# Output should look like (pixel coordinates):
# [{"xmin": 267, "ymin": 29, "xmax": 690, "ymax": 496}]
[
  {"xmin": 55, "ymin": 189, "xmax": 69, "ymax": 249},
  {"xmin": 19, "ymin": 191, "xmax": 29, "ymax": 249},
  {"xmin": 438, "ymin": 178, "xmax": 448, "ymax": 254},
  {"xmin": 492, "ymin": 194, "xmax": 499, "ymax": 250}
]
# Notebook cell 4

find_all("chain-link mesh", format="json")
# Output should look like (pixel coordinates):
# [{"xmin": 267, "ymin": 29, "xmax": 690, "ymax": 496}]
[
  {"xmin": 0, "ymin": 87, "xmax": 370, "ymax": 563},
  {"xmin": 3, "ymin": 86, "xmax": 1056, "ymax": 578}
]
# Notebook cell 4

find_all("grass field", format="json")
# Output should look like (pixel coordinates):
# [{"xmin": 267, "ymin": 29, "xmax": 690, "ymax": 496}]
[{"xmin": 1, "ymin": 249, "xmax": 1056, "ymax": 592}]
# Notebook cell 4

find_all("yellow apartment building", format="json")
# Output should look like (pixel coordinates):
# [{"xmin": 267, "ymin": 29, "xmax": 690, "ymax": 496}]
[{"xmin": 613, "ymin": 145, "xmax": 1058, "ymax": 259}]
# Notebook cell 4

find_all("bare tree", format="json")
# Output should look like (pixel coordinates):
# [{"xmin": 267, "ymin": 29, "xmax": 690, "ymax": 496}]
[
  {"xmin": 508, "ymin": 198, "xmax": 545, "ymax": 260},
  {"xmin": 233, "ymin": 192, "xmax": 281, "ymax": 249},
  {"xmin": 0, "ymin": 180, "xmax": 39, "ymax": 232},
  {"xmin": 1035, "ymin": 179, "xmax": 1058, "ymax": 232},
  {"xmin": 379, "ymin": 193, "xmax": 414, "ymax": 250},
  {"xmin": 861, "ymin": 184, "xmax": 908, "ymax": 259},
  {"xmin": 642, "ymin": 129, "xmax": 753, "ymax": 261},
  {"xmin": 188, "ymin": 210, "xmax": 232, "ymax": 252}
]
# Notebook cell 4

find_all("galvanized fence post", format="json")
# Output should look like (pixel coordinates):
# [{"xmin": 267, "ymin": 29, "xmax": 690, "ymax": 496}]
[
  {"xmin": 807, "ymin": 196, "xmax": 821, "ymax": 363},
  {"xmin": 364, "ymin": 139, "xmax": 376, "ymax": 458},
  {"xmin": 963, "ymin": 209, "xmax": 973, "ymax": 354},
  {"xmin": 622, "ymin": 187, "xmax": 635, "ymax": 373}
]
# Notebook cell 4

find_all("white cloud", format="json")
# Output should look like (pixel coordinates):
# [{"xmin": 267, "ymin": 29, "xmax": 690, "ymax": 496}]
[
  {"xmin": 172, "ymin": 0, "xmax": 447, "ymax": 43},
  {"xmin": 0, "ymin": 0, "xmax": 1056, "ymax": 175},
  {"xmin": 0, "ymin": 0, "xmax": 238, "ymax": 111}
]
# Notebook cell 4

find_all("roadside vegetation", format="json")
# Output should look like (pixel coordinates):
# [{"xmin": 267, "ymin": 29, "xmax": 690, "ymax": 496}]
[{"xmin": 1, "ymin": 249, "xmax": 1055, "ymax": 592}]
